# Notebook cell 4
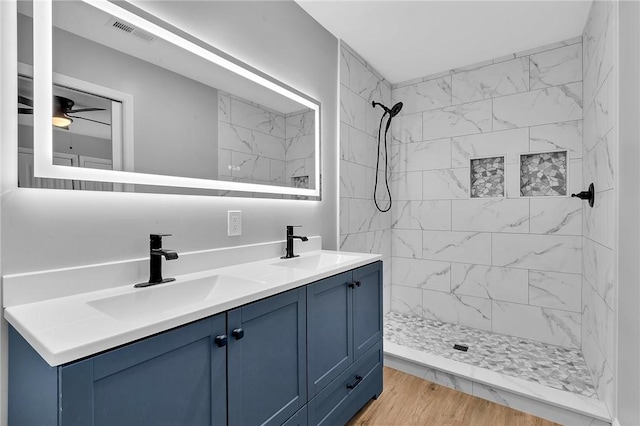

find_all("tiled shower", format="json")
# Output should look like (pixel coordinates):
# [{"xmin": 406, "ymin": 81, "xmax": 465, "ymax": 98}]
[
  {"xmin": 340, "ymin": 0, "xmax": 616, "ymax": 419},
  {"xmin": 389, "ymin": 37, "xmax": 584, "ymax": 344}
]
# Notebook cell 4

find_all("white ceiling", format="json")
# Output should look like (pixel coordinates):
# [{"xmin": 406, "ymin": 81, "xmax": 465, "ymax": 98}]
[{"xmin": 296, "ymin": 1, "xmax": 592, "ymax": 84}]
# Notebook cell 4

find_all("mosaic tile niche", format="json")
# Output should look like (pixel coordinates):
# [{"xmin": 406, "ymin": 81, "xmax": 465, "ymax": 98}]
[
  {"xmin": 470, "ymin": 156, "xmax": 505, "ymax": 198},
  {"xmin": 520, "ymin": 151, "xmax": 567, "ymax": 197},
  {"xmin": 291, "ymin": 175, "xmax": 309, "ymax": 189}
]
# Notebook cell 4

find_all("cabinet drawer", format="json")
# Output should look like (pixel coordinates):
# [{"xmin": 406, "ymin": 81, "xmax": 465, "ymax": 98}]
[{"xmin": 307, "ymin": 341, "xmax": 382, "ymax": 426}]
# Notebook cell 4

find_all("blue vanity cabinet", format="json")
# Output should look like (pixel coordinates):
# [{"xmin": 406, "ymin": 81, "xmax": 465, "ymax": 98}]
[
  {"xmin": 8, "ymin": 261, "xmax": 380, "ymax": 426},
  {"xmin": 227, "ymin": 287, "xmax": 307, "ymax": 426},
  {"xmin": 307, "ymin": 261, "xmax": 382, "ymax": 399},
  {"xmin": 307, "ymin": 261, "xmax": 383, "ymax": 425},
  {"xmin": 59, "ymin": 314, "xmax": 228, "ymax": 426}
]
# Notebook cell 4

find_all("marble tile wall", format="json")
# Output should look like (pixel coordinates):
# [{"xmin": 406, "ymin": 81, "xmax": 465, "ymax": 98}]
[
  {"xmin": 339, "ymin": 43, "xmax": 393, "ymax": 311},
  {"xmin": 284, "ymin": 109, "xmax": 316, "ymax": 188},
  {"xmin": 218, "ymin": 92, "xmax": 285, "ymax": 186},
  {"xmin": 389, "ymin": 37, "xmax": 585, "ymax": 349},
  {"xmin": 581, "ymin": 0, "xmax": 617, "ymax": 415},
  {"xmin": 217, "ymin": 92, "xmax": 314, "ymax": 189}
]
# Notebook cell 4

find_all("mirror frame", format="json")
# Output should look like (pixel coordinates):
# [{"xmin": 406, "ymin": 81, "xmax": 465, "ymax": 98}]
[{"xmin": 32, "ymin": 0, "xmax": 321, "ymax": 197}]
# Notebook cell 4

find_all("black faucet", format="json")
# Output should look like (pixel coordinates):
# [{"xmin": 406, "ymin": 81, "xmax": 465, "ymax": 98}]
[
  {"xmin": 135, "ymin": 234, "xmax": 179, "ymax": 288},
  {"xmin": 281, "ymin": 226, "xmax": 308, "ymax": 259}
]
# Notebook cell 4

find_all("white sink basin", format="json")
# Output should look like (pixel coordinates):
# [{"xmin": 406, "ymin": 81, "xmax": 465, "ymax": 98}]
[
  {"xmin": 272, "ymin": 252, "xmax": 360, "ymax": 270},
  {"xmin": 87, "ymin": 275, "xmax": 264, "ymax": 320}
]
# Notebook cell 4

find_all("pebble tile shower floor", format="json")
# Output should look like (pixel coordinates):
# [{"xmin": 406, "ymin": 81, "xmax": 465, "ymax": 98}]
[{"xmin": 384, "ymin": 311, "xmax": 597, "ymax": 398}]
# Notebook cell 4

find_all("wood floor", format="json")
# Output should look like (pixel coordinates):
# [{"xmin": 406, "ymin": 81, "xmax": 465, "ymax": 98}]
[{"xmin": 347, "ymin": 367, "xmax": 560, "ymax": 426}]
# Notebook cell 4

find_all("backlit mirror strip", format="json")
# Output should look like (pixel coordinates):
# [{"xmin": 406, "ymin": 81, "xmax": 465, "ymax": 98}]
[{"xmin": 32, "ymin": 0, "xmax": 321, "ymax": 197}]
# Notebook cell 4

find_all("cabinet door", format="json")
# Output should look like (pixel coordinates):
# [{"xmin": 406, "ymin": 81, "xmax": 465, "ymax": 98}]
[
  {"xmin": 352, "ymin": 261, "xmax": 383, "ymax": 361},
  {"xmin": 307, "ymin": 271, "xmax": 353, "ymax": 397},
  {"xmin": 227, "ymin": 288, "xmax": 306, "ymax": 426},
  {"xmin": 60, "ymin": 315, "xmax": 227, "ymax": 426}
]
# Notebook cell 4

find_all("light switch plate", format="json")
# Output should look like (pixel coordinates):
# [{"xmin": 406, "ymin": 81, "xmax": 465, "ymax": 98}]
[{"xmin": 227, "ymin": 210, "xmax": 242, "ymax": 236}]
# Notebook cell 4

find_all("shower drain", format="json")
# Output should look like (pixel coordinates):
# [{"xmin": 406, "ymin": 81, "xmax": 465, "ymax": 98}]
[{"xmin": 453, "ymin": 344, "xmax": 469, "ymax": 352}]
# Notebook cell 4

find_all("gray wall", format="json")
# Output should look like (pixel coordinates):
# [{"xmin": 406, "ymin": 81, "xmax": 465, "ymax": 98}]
[{"xmin": 0, "ymin": 3, "xmax": 338, "ymax": 423}]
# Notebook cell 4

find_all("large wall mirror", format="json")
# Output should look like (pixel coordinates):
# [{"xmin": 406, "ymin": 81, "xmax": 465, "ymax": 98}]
[{"xmin": 17, "ymin": 0, "xmax": 320, "ymax": 198}]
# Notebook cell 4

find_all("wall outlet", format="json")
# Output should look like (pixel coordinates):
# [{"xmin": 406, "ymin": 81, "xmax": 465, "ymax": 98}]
[{"xmin": 227, "ymin": 210, "xmax": 242, "ymax": 236}]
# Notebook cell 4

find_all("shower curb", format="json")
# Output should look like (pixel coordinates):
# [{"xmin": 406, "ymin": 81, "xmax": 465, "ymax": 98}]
[{"xmin": 384, "ymin": 340, "xmax": 611, "ymax": 426}]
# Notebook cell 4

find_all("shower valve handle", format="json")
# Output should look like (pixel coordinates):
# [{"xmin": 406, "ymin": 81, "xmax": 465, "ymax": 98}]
[{"xmin": 571, "ymin": 183, "xmax": 595, "ymax": 208}]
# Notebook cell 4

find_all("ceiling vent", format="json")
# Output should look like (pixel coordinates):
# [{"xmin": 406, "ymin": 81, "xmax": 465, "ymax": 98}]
[{"xmin": 106, "ymin": 17, "xmax": 154, "ymax": 43}]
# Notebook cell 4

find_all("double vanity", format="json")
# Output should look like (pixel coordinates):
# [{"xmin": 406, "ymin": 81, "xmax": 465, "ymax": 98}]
[{"xmin": 6, "ymin": 242, "xmax": 383, "ymax": 426}]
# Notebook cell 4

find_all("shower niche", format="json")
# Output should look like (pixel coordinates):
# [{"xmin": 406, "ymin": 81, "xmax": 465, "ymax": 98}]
[
  {"xmin": 519, "ymin": 151, "xmax": 568, "ymax": 197},
  {"xmin": 468, "ymin": 150, "xmax": 569, "ymax": 199},
  {"xmin": 469, "ymin": 156, "xmax": 505, "ymax": 198}
]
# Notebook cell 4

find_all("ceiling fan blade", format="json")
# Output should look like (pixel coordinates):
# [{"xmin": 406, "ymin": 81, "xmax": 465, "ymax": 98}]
[
  {"xmin": 68, "ymin": 107, "xmax": 106, "ymax": 113},
  {"xmin": 18, "ymin": 95, "xmax": 33, "ymax": 107},
  {"xmin": 68, "ymin": 115, "xmax": 110, "ymax": 126},
  {"xmin": 18, "ymin": 108, "xmax": 33, "ymax": 114}
]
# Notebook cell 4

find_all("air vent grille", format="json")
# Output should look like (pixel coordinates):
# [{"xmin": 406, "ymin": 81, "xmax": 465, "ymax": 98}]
[
  {"xmin": 106, "ymin": 17, "xmax": 154, "ymax": 43},
  {"xmin": 112, "ymin": 20, "xmax": 134, "ymax": 33}
]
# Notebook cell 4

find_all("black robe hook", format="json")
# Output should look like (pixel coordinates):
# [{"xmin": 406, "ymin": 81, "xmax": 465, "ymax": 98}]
[{"xmin": 571, "ymin": 183, "xmax": 595, "ymax": 208}]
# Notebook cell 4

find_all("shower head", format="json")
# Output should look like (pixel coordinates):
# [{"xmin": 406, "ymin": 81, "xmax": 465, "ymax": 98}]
[
  {"xmin": 389, "ymin": 102, "xmax": 403, "ymax": 117},
  {"xmin": 372, "ymin": 101, "xmax": 403, "ymax": 118}
]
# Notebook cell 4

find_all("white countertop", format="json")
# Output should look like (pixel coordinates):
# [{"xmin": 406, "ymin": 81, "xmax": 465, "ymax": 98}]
[{"xmin": 5, "ymin": 250, "xmax": 381, "ymax": 366}]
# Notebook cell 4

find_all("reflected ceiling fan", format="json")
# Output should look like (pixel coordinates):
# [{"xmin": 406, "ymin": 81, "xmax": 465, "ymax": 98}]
[{"xmin": 18, "ymin": 95, "xmax": 108, "ymax": 129}]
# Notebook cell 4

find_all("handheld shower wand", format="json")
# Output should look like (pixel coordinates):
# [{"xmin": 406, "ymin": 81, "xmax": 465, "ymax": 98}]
[{"xmin": 371, "ymin": 101, "xmax": 403, "ymax": 212}]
